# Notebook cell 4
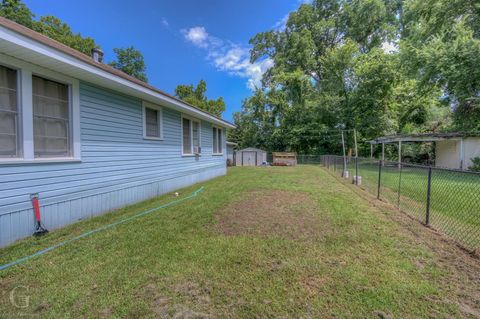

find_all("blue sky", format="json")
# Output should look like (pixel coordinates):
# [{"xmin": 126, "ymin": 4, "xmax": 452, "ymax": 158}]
[{"xmin": 23, "ymin": 0, "xmax": 303, "ymax": 121}]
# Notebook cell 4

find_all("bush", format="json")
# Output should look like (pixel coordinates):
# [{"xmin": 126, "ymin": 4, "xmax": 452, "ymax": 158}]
[{"xmin": 468, "ymin": 157, "xmax": 480, "ymax": 171}]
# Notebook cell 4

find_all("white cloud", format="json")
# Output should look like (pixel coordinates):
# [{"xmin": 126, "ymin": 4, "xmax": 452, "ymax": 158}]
[
  {"xmin": 161, "ymin": 17, "xmax": 169, "ymax": 27},
  {"xmin": 245, "ymin": 58, "xmax": 274, "ymax": 90},
  {"xmin": 182, "ymin": 26, "xmax": 210, "ymax": 48},
  {"xmin": 182, "ymin": 26, "xmax": 273, "ymax": 90}
]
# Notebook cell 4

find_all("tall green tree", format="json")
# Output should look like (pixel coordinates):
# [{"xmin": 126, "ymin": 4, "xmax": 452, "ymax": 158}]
[
  {"xmin": 174, "ymin": 80, "xmax": 225, "ymax": 117},
  {"xmin": 235, "ymin": 0, "xmax": 454, "ymax": 155},
  {"xmin": 33, "ymin": 16, "xmax": 97, "ymax": 55},
  {"xmin": 235, "ymin": 0, "xmax": 405, "ymax": 153},
  {"xmin": 0, "ymin": 0, "xmax": 34, "ymax": 28},
  {"xmin": 109, "ymin": 46, "xmax": 148, "ymax": 82},
  {"xmin": 0, "ymin": 0, "xmax": 99, "ymax": 56},
  {"xmin": 401, "ymin": 0, "xmax": 480, "ymax": 131}
]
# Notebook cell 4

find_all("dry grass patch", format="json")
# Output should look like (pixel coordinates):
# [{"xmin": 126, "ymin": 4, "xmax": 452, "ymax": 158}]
[
  {"xmin": 138, "ymin": 279, "xmax": 213, "ymax": 319},
  {"xmin": 215, "ymin": 189, "xmax": 327, "ymax": 240}
]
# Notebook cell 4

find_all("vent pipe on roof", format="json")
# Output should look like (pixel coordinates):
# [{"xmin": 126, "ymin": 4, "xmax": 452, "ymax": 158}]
[{"xmin": 91, "ymin": 48, "xmax": 104, "ymax": 63}]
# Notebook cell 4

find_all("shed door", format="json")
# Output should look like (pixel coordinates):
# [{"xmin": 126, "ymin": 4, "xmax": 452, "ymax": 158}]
[{"xmin": 242, "ymin": 151, "xmax": 257, "ymax": 166}]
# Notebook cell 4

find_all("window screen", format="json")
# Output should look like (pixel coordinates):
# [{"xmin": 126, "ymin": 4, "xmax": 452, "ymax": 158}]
[
  {"xmin": 212, "ymin": 127, "xmax": 218, "ymax": 154},
  {"xmin": 0, "ymin": 65, "xmax": 18, "ymax": 157},
  {"xmin": 183, "ymin": 118, "xmax": 191, "ymax": 154},
  {"xmin": 145, "ymin": 107, "xmax": 160, "ymax": 138},
  {"xmin": 33, "ymin": 76, "xmax": 70, "ymax": 157},
  {"xmin": 192, "ymin": 121, "xmax": 200, "ymax": 150},
  {"xmin": 217, "ymin": 128, "xmax": 223, "ymax": 153}
]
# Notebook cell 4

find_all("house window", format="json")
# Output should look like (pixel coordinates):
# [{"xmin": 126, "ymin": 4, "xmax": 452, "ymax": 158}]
[
  {"xmin": 143, "ymin": 102, "xmax": 163, "ymax": 139},
  {"xmin": 182, "ymin": 117, "xmax": 200, "ymax": 155},
  {"xmin": 0, "ymin": 65, "xmax": 19, "ymax": 157},
  {"xmin": 212, "ymin": 127, "xmax": 223, "ymax": 154},
  {"xmin": 33, "ymin": 75, "xmax": 70, "ymax": 157}
]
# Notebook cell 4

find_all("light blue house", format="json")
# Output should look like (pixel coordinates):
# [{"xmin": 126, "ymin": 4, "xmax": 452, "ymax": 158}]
[{"xmin": 0, "ymin": 17, "xmax": 235, "ymax": 247}]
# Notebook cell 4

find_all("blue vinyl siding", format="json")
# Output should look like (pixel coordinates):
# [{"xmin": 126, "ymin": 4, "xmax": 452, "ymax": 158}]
[{"xmin": 0, "ymin": 82, "xmax": 226, "ymax": 246}]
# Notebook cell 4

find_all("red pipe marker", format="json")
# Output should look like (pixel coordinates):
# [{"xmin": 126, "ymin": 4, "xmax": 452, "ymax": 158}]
[
  {"xmin": 30, "ymin": 193, "xmax": 48, "ymax": 236},
  {"xmin": 32, "ymin": 196, "xmax": 41, "ymax": 222}
]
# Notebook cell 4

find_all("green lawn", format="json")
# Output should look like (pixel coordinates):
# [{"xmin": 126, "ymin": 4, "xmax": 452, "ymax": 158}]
[
  {"xmin": 340, "ymin": 160, "xmax": 480, "ymax": 249},
  {"xmin": 0, "ymin": 166, "xmax": 478, "ymax": 318}
]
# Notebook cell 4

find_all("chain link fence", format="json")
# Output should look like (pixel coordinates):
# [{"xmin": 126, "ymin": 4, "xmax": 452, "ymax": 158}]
[{"xmin": 316, "ymin": 155, "xmax": 480, "ymax": 252}]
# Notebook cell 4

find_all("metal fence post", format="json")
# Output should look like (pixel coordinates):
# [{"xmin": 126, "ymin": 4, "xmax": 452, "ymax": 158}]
[
  {"xmin": 355, "ymin": 157, "xmax": 359, "ymax": 185},
  {"xmin": 397, "ymin": 163, "xmax": 403, "ymax": 208},
  {"xmin": 377, "ymin": 159, "xmax": 382, "ymax": 199},
  {"xmin": 425, "ymin": 167, "xmax": 432, "ymax": 225},
  {"xmin": 334, "ymin": 156, "xmax": 336, "ymax": 172}
]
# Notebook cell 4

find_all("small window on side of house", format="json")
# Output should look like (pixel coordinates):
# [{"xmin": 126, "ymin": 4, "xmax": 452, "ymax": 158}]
[
  {"xmin": 32, "ymin": 75, "xmax": 70, "ymax": 158},
  {"xmin": 143, "ymin": 102, "xmax": 163, "ymax": 140},
  {"xmin": 183, "ymin": 117, "xmax": 192, "ymax": 154},
  {"xmin": 212, "ymin": 127, "xmax": 218, "ymax": 154},
  {"xmin": 0, "ymin": 65, "xmax": 19, "ymax": 158},
  {"xmin": 212, "ymin": 127, "xmax": 223, "ymax": 155},
  {"xmin": 182, "ymin": 117, "xmax": 201, "ymax": 155}
]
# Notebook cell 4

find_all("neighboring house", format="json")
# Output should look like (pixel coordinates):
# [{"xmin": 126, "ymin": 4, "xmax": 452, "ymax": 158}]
[
  {"xmin": 235, "ymin": 148, "xmax": 267, "ymax": 166},
  {"xmin": 368, "ymin": 133, "xmax": 480, "ymax": 170},
  {"xmin": 0, "ymin": 17, "xmax": 235, "ymax": 247},
  {"xmin": 226, "ymin": 141, "xmax": 237, "ymax": 165}
]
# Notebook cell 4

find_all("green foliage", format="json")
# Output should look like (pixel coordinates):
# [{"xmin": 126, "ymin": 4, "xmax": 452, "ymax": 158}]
[
  {"xmin": 401, "ymin": 0, "xmax": 480, "ymax": 132},
  {"xmin": 33, "ymin": 16, "xmax": 97, "ymax": 55},
  {"xmin": 108, "ymin": 46, "xmax": 148, "ymax": 82},
  {"xmin": 0, "ymin": 1, "xmax": 150, "ymax": 81},
  {"xmin": 0, "ymin": 0, "xmax": 99, "ymax": 56},
  {"xmin": 238, "ymin": 0, "xmax": 413, "ymax": 153},
  {"xmin": 0, "ymin": 0, "xmax": 33, "ymax": 28},
  {"xmin": 468, "ymin": 157, "xmax": 480, "ymax": 172},
  {"xmin": 174, "ymin": 80, "xmax": 225, "ymax": 116},
  {"xmin": 236, "ymin": 0, "xmax": 477, "ymax": 154}
]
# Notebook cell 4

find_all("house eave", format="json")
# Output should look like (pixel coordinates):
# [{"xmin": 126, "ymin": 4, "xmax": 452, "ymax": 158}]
[{"xmin": 0, "ymin": 21, "xmax": 235, "ymax": 129}]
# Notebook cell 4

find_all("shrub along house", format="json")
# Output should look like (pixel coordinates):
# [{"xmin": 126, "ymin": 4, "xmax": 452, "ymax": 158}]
[{"xmin": 0, "ymin": 17, "xmax": 235, "ymax": 247}]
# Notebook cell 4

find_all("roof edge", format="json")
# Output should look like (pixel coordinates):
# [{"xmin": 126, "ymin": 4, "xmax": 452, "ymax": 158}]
[{"xmin": 0, "ymin": 16, "xmax": 235, "ymax": 128}]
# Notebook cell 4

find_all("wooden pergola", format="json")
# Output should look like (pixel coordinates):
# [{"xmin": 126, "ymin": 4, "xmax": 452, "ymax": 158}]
[{"xmin": 368, "ymin": 132, "xmax": 472, "ymax": 168}]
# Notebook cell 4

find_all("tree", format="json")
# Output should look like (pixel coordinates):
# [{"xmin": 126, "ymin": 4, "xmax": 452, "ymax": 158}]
[
  {"xmin": 0, "ymin": 0, "xmax": 34, "ymax": 28},
  {"xmin": 33, "ymin": 16, "xmax": 97, "ymax": 55},
  {"xmin": 234, "ymin": 0, "xmax": 471, "ymax": 155},
  {"xmin": 0, "ymin": 0, "xmax": 99, "ymax": 56},
  {"xmin": 236, "ymin": 0, "xmax": 406, "ymax": 154},
  {"xmin": 174, "ymin": 80, "xmax": 225, "ymax": 117},
  {"xmin": 109, "ymin": 46, "xmax": 148, "ymax": 82},
  {"xmin": 401, "ymin": 0, "xmax": 480, "ymax": 132}
]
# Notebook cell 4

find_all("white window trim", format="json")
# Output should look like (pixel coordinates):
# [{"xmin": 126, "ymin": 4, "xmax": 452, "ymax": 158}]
[
  {"xmin": 212, "ymin": 126, "xmax": 224, "ymax": 156},
  {"xmin": 181, "ymin": 115, "xmax": 201, "ymax": 156},
  {"xmin": 0, "ymin": 53, "xmax": 81, "ymax": 164},
  {"xmin": 0, "ymin": 63, "xmax": 22, "ymax": 158},
  {"xmin": 142, "ymin": 101, "xmax": 163, "ymax": 140}
]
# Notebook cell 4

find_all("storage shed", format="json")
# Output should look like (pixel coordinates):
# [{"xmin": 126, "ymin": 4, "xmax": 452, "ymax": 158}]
[
  {"xmin": 272, "ymin": 152, "xmax": 298, "ymax": 166},
  {"xmin": 235, "ymin": 148, "xmax": 267, "ymax": 166}
]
